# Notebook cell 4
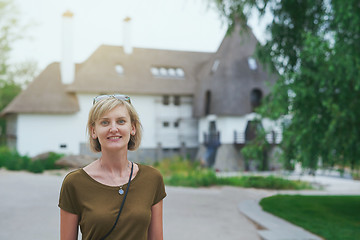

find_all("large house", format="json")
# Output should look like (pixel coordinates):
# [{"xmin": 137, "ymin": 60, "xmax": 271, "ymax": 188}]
[{"xmin": 2, "ymin": 13, "xmax": 281, "ymax": 171}]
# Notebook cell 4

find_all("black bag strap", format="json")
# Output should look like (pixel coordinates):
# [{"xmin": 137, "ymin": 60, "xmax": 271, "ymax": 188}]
[{"xmin": 101, "ymin": 162, "xmax": 134, "ymax": 240}]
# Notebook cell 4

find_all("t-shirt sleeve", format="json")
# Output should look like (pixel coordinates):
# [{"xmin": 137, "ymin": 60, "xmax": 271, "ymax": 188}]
[
  {"xmin": 58, "ymin": 171, "xmax": 80, "ymax": 215},
  {"xmin": 153, "ymin": 170, "xmax": 167, "ymax": 206}
]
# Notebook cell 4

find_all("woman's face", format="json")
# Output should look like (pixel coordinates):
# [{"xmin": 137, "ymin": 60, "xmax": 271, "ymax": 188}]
[{"xmin": 91, "ymin": 105, "xmax": 135, "ymax": 152}]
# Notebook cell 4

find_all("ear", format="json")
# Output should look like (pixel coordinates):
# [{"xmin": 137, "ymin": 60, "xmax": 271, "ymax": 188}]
[
  {"xmin": 131, "ymin": 125, "xmax": 136, "ymax": 136},
  {"xmin": 91, "ymin": 127, "xmax": 97, "ymax": 139}
]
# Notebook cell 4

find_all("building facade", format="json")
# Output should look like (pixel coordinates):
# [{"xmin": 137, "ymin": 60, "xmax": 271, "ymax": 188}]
[{"xmin": 2, "ymin": 14, "xmax": 280, "ymax": 170}]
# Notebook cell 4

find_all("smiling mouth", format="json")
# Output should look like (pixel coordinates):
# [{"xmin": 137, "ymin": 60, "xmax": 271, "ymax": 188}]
[{"xmin": 108, "ymin": 136, "xmax": 122, "ymax": 139}]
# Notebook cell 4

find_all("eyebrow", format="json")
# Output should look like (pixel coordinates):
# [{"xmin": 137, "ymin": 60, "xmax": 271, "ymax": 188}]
[{"xmin": 99, "ymin": 116, "xmax": 127, "ymax": 120}]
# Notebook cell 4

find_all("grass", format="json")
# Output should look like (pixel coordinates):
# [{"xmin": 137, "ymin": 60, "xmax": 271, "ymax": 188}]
[
  {"xmin": 260, "ymin": 195, "xmax": 360, "ymax": 240},
  {"xmin": 154, "ymin": 157, "xmax": 313, "ymax": 190}
]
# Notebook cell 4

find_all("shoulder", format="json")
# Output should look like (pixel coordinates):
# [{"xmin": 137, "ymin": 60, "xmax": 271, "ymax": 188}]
[
  {"xmin": 137, "ymin": 164, "xmax": 164, "ymax": 183},
  {"xmin": 138, "ymin": 164, "xmax": 162, "ymax": 177},
  {"xmin": 61, "ymin": 169, "xmax": 84, "ymax": 186}
]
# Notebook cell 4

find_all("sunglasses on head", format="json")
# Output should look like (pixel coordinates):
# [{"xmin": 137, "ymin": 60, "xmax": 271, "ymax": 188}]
[{"xmin": 93, "ymin": 94, "xmax": 131, "ymax": 105}]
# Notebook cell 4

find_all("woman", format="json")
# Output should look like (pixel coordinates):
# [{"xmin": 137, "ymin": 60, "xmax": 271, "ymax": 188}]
[{"xmin": 58, "ymin": 94, "xmax": 166, "ymax": 240}]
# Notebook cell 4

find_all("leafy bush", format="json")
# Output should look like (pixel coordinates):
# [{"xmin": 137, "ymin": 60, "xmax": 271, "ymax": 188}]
[
  {"xmin": 27, "ymin": 160, "xmax": 45, "ymax": 173},
  {"xmin": 154, "ymin": 157, "xmax": 313, "ymax": 189},
  {"xmin": 217, "ymin": 175, "xmax": 312, "ymax": 189},
  {"xmin": 0, "ymin": 147, "xmax": 64, "ymax": 173}
]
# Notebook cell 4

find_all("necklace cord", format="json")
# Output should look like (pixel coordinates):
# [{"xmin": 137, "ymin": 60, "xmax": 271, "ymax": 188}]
[{"xmin": 100, "ymin": 162, "xmax": 134, "ymax": 240}]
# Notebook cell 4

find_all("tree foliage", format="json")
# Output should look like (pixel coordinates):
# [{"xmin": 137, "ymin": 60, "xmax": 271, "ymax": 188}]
[
  {"xmin": 0, "ymin": 0, "xmax": 37, "ymax": 144},
  {"xmin": 213, "ymin": 0, "xmax": 360, "ymax": 171}
]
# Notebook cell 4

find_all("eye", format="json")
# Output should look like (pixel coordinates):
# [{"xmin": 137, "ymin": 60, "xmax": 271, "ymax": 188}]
[
  {"xmin": 117, "ymin": 119, "xmax": 125, "ymax": 124},
  {"xmin": 100, "ymin": 120, "xmax": 109, "ymax": 126}
]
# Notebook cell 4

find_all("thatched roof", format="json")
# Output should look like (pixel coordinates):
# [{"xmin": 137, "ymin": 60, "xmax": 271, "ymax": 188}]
[
  {"xmin": 2, "ymin": 47, "xmax": 211, "ymax": 116},
  {"xmin": 67, "ymin": 45, "xmax": 211, "ymax": 95},
  {"xmin": 2, "ymin": 27, "xmax": 276, "ymax": 117},
  {"xmin": 193, "ymin": 25, "xmax": 277, "ymax": 117},
  {"xmin": 1, "ymin": 63, "xmax": 79, "ymax": 115}
]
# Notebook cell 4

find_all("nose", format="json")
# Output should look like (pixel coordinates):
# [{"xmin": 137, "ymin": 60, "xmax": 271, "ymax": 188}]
[{"xmin": 109, "ymin": 122, "xmax": 118, "ymax": 132}]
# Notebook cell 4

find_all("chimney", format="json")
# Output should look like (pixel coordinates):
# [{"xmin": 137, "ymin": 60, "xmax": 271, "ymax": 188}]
[
  {"xmin": 61, "ymin": 10, "xmax": 75, "ymax": 84},
  {"xmin": 123, "ymin": 17, "xmax": 133, "ymax": 54}
]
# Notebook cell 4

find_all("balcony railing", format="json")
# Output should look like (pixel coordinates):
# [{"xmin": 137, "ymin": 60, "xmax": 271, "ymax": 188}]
[
  {"xmin": 204, "ymin": 132, "xmax": 220, "ymax": 147},
  {"xmin": 234, "ymin": 130, "xmax": 282, "ymax": 145}
]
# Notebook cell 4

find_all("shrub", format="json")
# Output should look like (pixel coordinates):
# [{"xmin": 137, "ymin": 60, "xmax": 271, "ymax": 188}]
[
  {"xmin": 0, "ymin": 146, "xmax": 30, "ymax": 170},
  {"xmin": 154, "ymin": 157, "xmax": 313, "ymax": 190},
  {"xmin": 0, "ymin": 147, "xmax": 64, "ymax": 173},
  {"xmin": 28, "ymin": 160, "xmax": 45, "ymax": 173}
]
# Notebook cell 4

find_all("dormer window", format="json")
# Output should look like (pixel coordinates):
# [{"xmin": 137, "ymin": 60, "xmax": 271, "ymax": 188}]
[
  {"xmin": 159, "ymin": 67, "xmax": 167, "ymax": 76},
  {"xmin": 151, "ymin": 67, "xmax": 159, "ymax": 76},
  {"xmin": 168, "ymin": 68, "xmax": 176, "ymax": 76},
  {"xmin": 175, "ymin": 68, "xmax": 185, "ymax": 77},
  {"xmin": 211, "ymin": 59, "xmax": 220, "ymax": 73},
  {"xmin": 150, "ymin": 66, "xmax": 185, "ymax": 79},
  {"xmin": 115, "ymin": 64, "xmax": 124, "ymax": 75},
  {"xmin": 248, "ymin": 57, "xmax": 257, "ymax": 70}
]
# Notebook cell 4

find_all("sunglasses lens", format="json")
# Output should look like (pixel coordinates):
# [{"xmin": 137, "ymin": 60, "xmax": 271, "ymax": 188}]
[{"xmin": 93, "ymin": 95, "xmax": 131, "ymax": 104}]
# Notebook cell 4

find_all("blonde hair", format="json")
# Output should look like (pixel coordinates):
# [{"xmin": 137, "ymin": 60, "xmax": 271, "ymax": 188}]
[{"xmin": 87, "ymin": 97, "xmax": 142, "ymax": 152}]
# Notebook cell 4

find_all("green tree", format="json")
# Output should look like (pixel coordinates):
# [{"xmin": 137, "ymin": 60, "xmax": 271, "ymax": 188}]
[
  {"xmin": 0, "ymin": 0, "xmax": 37, "ymax": 145},
  {"xmin": 213, "ymin": 0, "xmax": 360, "ymax": 171}
]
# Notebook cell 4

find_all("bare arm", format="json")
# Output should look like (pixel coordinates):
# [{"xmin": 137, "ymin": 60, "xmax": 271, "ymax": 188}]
[
  {"xmin": 60, "ymin": 209, "xmax": 79, "ymax": 240},
  {"xmin": 148, "ymin": 200, "xmax": 164, "ymax": 240}
]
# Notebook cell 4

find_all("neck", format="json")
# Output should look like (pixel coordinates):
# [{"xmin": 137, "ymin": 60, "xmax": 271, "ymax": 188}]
[{"xmin": 99, "ymin": 151, "xmax": 130, "ymax": 177}]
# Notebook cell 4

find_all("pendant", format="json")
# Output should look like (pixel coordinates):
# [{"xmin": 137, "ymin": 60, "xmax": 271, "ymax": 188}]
[{"xmin": 119, "ymin": 187, "xmax": 124, "ymax": 195}]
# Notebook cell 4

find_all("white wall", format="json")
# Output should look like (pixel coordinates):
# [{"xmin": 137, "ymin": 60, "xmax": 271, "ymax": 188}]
[
  {"xmin": 16, "ymin": 94, "xmax": 93, "ymax": 156},
  {"xmin": 17, "ymin": 113, "xmax": 83, "ymax": 156},
  {"xmin": 130, "ymin": 94, "xmax": 157, "ymax": 148},
  {"xmin": 15, "ymin": 93, "xmax": 199, "ymax": 156},
  {"xmin": 154, "ymin": 95, "xmax": 198, "ymax": 148}
]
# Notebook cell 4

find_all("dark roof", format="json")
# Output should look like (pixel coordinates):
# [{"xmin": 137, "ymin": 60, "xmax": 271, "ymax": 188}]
[
  {"xmin": 1, "ymin": 63, "xmax": 79, "ymax": 115},
  {"xmin": 193, "ymin": 25, "xmax": 277, "ymax": 117}
]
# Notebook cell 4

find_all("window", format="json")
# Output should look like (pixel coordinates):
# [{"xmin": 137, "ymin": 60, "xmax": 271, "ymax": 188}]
[
  {"xmin": 211, "ymin": 59, "xmax": 220, "ymax": 73},
  {"xmin": 168, "ymin": 68, "xmax": 176, "ymax": 76},
  {"xmin": 174, "ymin": 96, "xmax": 180, "ymax": 106},
  {"xmin": 115, "ymin": 64, "xmax": 124, "ymax": 75},
  {"xmin": 159, "ymin": 67, "xmax": 167, "ymax": 76},
  {"xmin": 205, "ymin": 90, "xmax": 211, "ymax": 115},
  {"xmin": 60, "ymin": 144, "xmax": 67, "ymax": 149},
  {"xmin": 248, "ymin": 57, "xmax": 257, "ymax": 70},
  {"xmin": 175, "ymin": 68, "xmax": 185, "ymax": 77},
  {"xmin": 151, "ymin": 67, "xmax": 160, "ymax": 76},
  {"xmin": 174, "ymin": 121, "xmax": 179, "ymax": 128},
  {"xmin": 162, "ymin": 95, "xmax": 170, "ymax": 105},
  {"xmin": 163, "ymin": 122, "xmax": 170, "ymax": 127},
  {"xmin": 250, "ymin": 88, "xmax": 263, "ymax": 111},
  {"xmin": 150, "ymin": 66, "xmax": 185, "ymax": 79}
]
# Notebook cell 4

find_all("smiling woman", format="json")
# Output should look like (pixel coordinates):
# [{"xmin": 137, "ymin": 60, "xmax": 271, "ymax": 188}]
[{"xmin": 58, "ymin": 94, "xmax": 166, "ymax": 240}]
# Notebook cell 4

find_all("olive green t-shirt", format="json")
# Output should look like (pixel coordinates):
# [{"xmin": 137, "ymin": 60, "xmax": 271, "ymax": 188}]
[{"xmin": 58, "ymin": 164, "xmax": 166, "ymax": 240}]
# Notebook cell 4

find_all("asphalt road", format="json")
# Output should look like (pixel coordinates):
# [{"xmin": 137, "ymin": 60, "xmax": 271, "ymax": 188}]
[
  {"xmin": 0, "ymin": 169, "xmax": 271, "ymax": 240},
  {"xmin": 3, "ymin": 169, "xmax": 358, "ymax": 240}
]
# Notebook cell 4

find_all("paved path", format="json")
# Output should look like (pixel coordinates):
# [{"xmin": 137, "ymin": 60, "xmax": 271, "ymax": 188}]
[
  {"xmin": 0, "ymin": 169, "xmax": 268, "ymax": 240},
  {"xmin": 1, "ymin": 169, "xmax": 359, "ymax": 240}
]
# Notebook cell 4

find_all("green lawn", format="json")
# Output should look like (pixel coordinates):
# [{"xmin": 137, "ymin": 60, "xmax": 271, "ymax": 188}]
[{"xmin": 260, "ymin": 195, "xmax": 360, "ymax": 240}]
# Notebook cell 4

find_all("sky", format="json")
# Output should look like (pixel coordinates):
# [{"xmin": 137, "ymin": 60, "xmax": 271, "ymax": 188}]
[{"xmin": 10, "ymin": 0, "xmax": 269, "ymax": 71}]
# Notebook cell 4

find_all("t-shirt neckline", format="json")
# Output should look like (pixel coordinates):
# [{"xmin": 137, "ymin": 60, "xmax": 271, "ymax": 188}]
[{"xmin": 80, "ymin": 163, "xmax": 141, "ymax": 190}]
